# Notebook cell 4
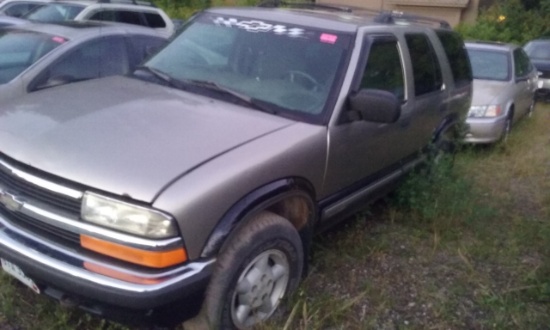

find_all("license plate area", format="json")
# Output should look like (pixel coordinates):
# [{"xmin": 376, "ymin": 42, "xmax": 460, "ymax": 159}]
[{"xmin": 1, "ymin": 258, "xmax": 40, "ymax": 294}]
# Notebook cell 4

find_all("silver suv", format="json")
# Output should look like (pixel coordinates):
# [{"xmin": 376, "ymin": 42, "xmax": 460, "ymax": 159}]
[
  {"xmin": 0, "ymin": 5, "xmax": 472, "ymax": 329},
  {"xmin": 0, "ymin": 0, "xmax": 174, "ymax": 36}
]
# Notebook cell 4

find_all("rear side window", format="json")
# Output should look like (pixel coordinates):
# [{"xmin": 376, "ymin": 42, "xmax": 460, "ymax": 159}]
[
  {"xmin": 143, "ymin": 12, "xmax": 165, "ymax": 28},
  {"xmin": 89, "ymin": 10, "xmax": 144, "ymax": 26},
  {"xmin": 405, "ymin": 33, "xmax": 443, "ymax": 96},
  {"xmin": 436, "ymin": 30, "xmax": 472, "ymax": 88}
]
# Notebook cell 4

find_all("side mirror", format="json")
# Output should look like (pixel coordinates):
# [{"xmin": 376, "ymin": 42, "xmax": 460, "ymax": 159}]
[{"xmin": 348, "ymin": 89, "xmax": 401, "ymax": 123}]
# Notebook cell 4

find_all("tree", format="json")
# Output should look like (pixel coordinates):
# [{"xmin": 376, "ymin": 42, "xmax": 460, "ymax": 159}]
[{"xmin": 456, "ymin": 0, "xmax": 550, "ymax": 44}]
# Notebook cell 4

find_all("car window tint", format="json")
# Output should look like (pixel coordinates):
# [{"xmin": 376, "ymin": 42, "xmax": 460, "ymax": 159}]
[
  {"xmin": 116, "ymin": 10, "xmax": 144, "ymax": 26},
  {"xmin": 43, "ymin": 36, "xmax": 129, "ymax": 83},
  {"xmin": 361, "ymin": 37, "xmax": 405, "ymax": 100},
  {"xmin": 405, "ymin": 33, "xmax": 443, "ymax": 96},
  {"xmin": 514, "ymin": 48, "xmax": 532, "ymax": 77},
  {"xmin": 143, "ymin": 12, "xmax": 165, "ymax": 28},
  {"xmin": 89, "ymin": 9, "xmax": 144, "ymax": 26},
  {"xmin": 435, "ymin": 30, "xmax": 472, "ymax": 88},
  {"xmin": 524, "ymin": 42, "xmax": 550, "ymax": 60},
  {"xmin": 467, "ymin": 49, "xmax": 510, "ymax": 81},
  {"xmin": 88, "ymin": 10, "xmax": 115, "ymax": 21}
]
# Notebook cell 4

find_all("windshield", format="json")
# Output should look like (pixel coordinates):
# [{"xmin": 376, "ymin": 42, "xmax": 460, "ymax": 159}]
[
  {"xmin": 467, "ymin": 48, "xmax": 510, "ymax": 81},
  {"xmin": 524, "ymin": 41, "xmax": 550, "ymax": 60},
  {"xmin": 0, "ymin": 30, "xmax": 66, "ymax": 84},
  {"xmin": 144, "ymin": 13, "xmax": 351, "ymax": 118},
  {"xmin": 25, "ymin": 3, "xmax": 85, "ymax": 22}
]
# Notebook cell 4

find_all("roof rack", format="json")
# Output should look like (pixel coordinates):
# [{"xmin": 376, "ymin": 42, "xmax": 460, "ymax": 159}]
[
  {"xmin": 257, "ymin": 0, "xmax": 352, "ymax": 13},
  {"xmin": 374, "ymin": 10, "xmax": 451, "ymax": 29}
]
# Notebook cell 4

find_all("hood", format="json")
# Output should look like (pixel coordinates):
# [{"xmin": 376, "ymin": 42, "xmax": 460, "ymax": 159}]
[
  {"xmin": 471, "ymin": 79, "xmax": 509, "ymax": 106},
  {"xmin": 0, "ymin": 76, "xmax": 295, "ymax": 203}
]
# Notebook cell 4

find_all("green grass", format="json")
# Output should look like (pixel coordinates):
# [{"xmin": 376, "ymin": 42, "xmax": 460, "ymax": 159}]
[{"xmin": 1, "ymin": 105, "xmax": 549, "ymax": 329}]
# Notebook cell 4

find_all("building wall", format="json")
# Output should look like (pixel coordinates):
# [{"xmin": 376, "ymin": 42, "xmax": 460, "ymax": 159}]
[{"xmin": 317, "ymin": 0, "xmax": 480, "ymax": 27}]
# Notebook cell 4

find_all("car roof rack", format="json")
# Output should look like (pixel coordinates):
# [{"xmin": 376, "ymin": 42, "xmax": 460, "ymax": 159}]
[
  {"xmin": 374, "ymin": 10, "xmax": 451, "ymax": 29},
  {"xmin": 257, "ymin": 0, "xmax": 353, "ymax": 13}
]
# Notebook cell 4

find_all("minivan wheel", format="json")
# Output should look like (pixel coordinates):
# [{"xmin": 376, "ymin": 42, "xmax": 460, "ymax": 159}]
[
  {"xmin": 502, "ymin": 115, "xmax": 512, "ymax": 142},
  {"xmin": 198, "ymin": 212, "xmax": 303, "ymax": 330},
  {"xmin": 528, "ymin": 99, "xmax": 535, "ymax": 118}
]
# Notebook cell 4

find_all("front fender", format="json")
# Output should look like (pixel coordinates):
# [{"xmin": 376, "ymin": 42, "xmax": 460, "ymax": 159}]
[{"xmin": 200, "ymin": 177, "xmax": 316, "ymax": 259}]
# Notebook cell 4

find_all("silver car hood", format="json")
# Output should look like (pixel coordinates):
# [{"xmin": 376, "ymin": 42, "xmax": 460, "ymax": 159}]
[
  {"xmin": 471, "ymin": 79, "xmax": 508, "ymax": 106},
  {"xmin": 0, "ymin": 76, "xmax": 295, "ymax": 203}
]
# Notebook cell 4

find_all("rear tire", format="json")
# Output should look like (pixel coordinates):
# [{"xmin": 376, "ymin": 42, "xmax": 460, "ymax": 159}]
[{"xmin": 190, "ymin": 211, "xmax": 303, "ymax": 330}]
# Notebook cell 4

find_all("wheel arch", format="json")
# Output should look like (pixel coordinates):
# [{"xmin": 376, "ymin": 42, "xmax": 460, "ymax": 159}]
[
  {"xmin": 200, "ymin": 177, "xmax": 317, "ymax": 268},
  {"xmin": 432, "ymin": 112, "xmax": 462, "ymax": 143}
]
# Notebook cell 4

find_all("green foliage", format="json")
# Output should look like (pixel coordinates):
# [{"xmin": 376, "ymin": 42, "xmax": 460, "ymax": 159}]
[
  {"xmin": 155, "ymin": 0, "xmax": 258, "ymax": 19},
  {"xmin": 392, "ymin": 155, "xmax": 493, "ymax": 236},
  {"xmin": 456, "ymin": 0, "xmax": 550, "ymax": 44}
]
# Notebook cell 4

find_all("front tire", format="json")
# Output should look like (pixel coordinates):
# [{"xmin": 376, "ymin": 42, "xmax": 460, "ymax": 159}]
[
  {"xmin": 501, "ymin": 115, "xmax": 512, "ymax": 143},
  {"xmin": 196, "ymin": 212, "xmax": 303, "ymax": 330}
]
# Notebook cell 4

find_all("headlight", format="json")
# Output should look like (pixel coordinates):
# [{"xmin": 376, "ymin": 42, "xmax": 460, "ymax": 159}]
[
  {"xmin": 81, "ymin": 192, "xmax": 177, "ymax": 238},
  {"xmin": 468, "ymin": 105, "xmax": 502, "ymax": 118}
]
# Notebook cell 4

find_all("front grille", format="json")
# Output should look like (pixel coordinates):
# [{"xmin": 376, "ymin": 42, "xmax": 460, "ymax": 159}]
[
  {"xmin": 0, "ymin": 156, "xmax": 83, "ymax": 246},
  {"xmin": 539, "ymin": 70, "xmax": 550, "ymax": 79},
  {"xmin": 0, "ymin": 206, "xmax": 80, "ymax": 245},
  {"xmin": 0, "ymin": 164, "xmax": 81, "ymax": 215}
]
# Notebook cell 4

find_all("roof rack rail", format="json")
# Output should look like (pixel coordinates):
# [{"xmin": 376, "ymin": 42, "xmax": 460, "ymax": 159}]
[
  {"xmin": 374, "ymin": 10, "xmax": 451, "ymax": 29},
  {"xmin": 257, "ymin": 0, "xmax": 352, "ymax": 13},
  {"xmin": 96, "ymin": 0, "xmax": 156, "ymax": 7}
]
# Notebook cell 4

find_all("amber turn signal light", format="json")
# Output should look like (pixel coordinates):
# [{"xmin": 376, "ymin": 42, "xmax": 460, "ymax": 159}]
[{"xmin": 80, "ymin": 235, "xmax": 187, "ymax": 268}]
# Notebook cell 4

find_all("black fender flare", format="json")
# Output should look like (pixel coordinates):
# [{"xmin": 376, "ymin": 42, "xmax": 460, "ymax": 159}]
[
  {"xmin": 200, "ymin": 177, "xmax": 317, "ymax": 264},
  {"xmin": 432, "ymin": 112, "xmax": 462, "ymax": 143}
]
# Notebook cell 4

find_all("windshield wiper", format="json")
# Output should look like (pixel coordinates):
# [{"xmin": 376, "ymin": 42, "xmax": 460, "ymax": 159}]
[
  {"xmin": 134, "ymin": 65, "xmax": 185, "ymax": 90},
  {"xmin": 183, "ymin": 79, "xmax": 279, "ymax": 114}
]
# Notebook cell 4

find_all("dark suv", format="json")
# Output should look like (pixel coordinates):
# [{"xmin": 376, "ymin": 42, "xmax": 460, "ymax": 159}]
[
  {"xmin": 0, "ymin": 4, "xmax": 472, "ymax": 329},
  {"xmin": 524, "ymin": 38, "xmax": 550, "ymax": 100}
]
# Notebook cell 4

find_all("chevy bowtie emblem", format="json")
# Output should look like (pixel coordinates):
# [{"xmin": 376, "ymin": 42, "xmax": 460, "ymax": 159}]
[{"xmin": 0, "ymin": 189, "xmax": 24, "ymax": 212}]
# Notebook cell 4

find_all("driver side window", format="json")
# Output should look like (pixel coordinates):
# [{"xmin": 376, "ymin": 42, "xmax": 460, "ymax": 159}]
[{"xmin": 360, "ymin": 37, "xmax": 405, "ymax": 101}]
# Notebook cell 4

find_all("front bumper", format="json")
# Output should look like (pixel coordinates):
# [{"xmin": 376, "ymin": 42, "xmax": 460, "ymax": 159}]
[
  {"xmin": 0, "ymin": 213, "xmax": 214, "ymax": 326},
  {"xmin": 463, "ymin": 116, "xmax": 507, "ymax": 144},
  {"xmin": 535, "ymin": 77, "xmax": 550, "ymax": 100}
]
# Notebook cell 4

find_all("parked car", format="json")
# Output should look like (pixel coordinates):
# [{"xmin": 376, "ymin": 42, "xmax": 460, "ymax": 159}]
[
  {"xmin": 464, "ymin": 41, "xmax": 537, "ymax": 144},
  {"xmin": 0, "ymin": 5, "xmax": 472, "ymax": 329},
  {"xmin": 0, "ymin": 0, "xmax": 174, "ymax": 37},
  {"xmin": 0, "ymin": 21, "xmax": 167, "ymax": 104},
  {"xmin": 24, "ymin": 0, "xmax": 174, "ymax": 37},
  {"xmin": 524, "ymin": 38, "xmax": 550, "ymax": 101}
]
